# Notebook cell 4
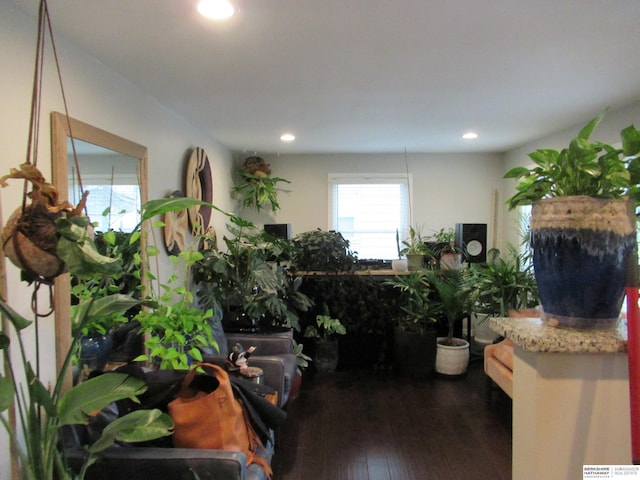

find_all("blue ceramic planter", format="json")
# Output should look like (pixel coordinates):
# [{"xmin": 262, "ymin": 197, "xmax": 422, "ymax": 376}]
[
  {"xmin": 531, "ymin": 197, "xmax": 636, "ymax": 330},
  {"xmin": 79, "ymin": 333, "xmax": 113, "ymax": 371}
]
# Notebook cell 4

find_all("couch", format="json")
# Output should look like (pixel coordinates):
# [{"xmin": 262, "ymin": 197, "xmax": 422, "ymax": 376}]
[
  {"xmin": 65, "ymin": 444, "xmax": 272, "ymax": 480},
  {"xmin": 63, "ymin": 362, "xmax": 284, "ymax": 480}
]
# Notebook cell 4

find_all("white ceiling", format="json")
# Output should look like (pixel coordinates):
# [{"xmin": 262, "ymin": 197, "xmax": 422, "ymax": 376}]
[{"xmin": 10, "ymin": 0, "xmax": 640, "ymax": 155}]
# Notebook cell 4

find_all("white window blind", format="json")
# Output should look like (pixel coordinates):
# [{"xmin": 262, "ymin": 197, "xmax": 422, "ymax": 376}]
[{"xmin": 329, "ymin": 174, "xmax": 410, "ymax": 260}]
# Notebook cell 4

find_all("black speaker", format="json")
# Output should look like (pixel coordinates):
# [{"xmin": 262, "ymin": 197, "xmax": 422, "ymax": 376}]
[
  {"xmin": 264, "ymin": 223, "xmax": 292, "ymax": 240},
  {"xmin": 455, "ymin": 223, "xmax": 487, "ymax": 263}
]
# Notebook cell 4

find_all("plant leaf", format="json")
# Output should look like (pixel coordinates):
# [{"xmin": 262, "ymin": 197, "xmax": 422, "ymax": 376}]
[
  {"xmin": 57, "ymin": 373, "xmax": 146, "ymax": 426},
  {"xmin": 0, "ymin": 298, "xmax": 32, "ymax": 331},
  {"xmin": 88, "ymin": 409, "xmax": 174, "ymax": 453},
  {"xmin": 0, "ymin": 375, "xmax": 15, "ymax": 412}
]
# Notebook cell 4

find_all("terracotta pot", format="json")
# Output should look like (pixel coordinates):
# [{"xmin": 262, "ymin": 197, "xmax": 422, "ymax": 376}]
[{"xmin": 531, "ymin": 196, "xmax": 636, "ymax": 330}]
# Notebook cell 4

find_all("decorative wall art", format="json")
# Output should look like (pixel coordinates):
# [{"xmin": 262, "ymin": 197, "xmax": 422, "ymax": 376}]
[
  {"xmin": 185, "ymin": 147, "xmax": 216, "ymax": 248},
  {"xmin": 163, "ymin": 190, "xmax": 189, "ymax": 255}
]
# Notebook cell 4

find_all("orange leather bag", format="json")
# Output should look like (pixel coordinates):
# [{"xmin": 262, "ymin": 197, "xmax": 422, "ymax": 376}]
[{"xmin": 167, "ymin": 363, "xmax": 272, "ymax": 478}]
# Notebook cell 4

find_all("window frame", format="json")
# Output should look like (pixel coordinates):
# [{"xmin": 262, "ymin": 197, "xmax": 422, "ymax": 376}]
[{"xmin": 328, "ymin": 173, "xmax": 413, "ymax": 260}]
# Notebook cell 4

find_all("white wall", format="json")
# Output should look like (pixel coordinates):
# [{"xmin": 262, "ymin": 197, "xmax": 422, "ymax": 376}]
[
  {"xmin": 237, "ymin": 151, "xmax": 505, "ymax": 252},
  {"xmin": 0, "ymin": 4, "xmax": 234, "ymax": 477}
]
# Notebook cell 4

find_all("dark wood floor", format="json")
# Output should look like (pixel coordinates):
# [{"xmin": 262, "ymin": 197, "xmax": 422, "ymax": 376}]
[{"xmin": 272, "ymin": 358, "xmax": 512, "ymax": 480}]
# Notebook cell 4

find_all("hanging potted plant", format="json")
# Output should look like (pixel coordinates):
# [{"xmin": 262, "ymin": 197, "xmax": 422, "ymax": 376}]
[
  {"xmin": 231, "ymin": 156, "xmax": 291, "ymax": 212},
  {"xmin": 505, "ymin": 110, "xmax": 640, "ymax": 330},
  {"xmin": 386, "ymin": 271, "xmax": 439, "ymax": 378}
]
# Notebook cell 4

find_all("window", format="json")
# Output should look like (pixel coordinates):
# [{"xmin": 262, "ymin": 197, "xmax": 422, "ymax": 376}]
[
  {"xmin": 329, "ymin": 174, "xmax": 410, "ymax": 260},
  {"xmin": 69, "ymin": 174, "xmax": 141, "ymax": 233}
]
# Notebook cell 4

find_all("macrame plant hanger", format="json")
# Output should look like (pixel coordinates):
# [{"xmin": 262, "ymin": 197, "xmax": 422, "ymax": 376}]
[{"xmin": 2, "ymin": 0, "xmax": 85, "ymax": 371}]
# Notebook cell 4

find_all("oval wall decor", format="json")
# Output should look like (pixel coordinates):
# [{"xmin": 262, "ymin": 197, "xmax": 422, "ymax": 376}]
[
  {"xmin": 185, "ymin": 147, "xmax": 216, "ymax": 245},
  {"xmin": 163, "ymin": 190, "xmax": 189, "ymax": 255}
]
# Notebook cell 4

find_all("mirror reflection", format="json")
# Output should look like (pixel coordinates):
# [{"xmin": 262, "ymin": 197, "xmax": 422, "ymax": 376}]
[
  {"xmin": 67, "ymin": 138, "xmax": 142, "ymax": 232},
  {"xmin": 51, "ymin": 112, "xmax": 148, "ymax": 382}
]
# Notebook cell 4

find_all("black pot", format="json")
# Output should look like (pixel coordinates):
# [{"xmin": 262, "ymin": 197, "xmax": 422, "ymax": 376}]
[
  {"xmin": 315, "ymin": 340, "xmax": 339, "ymax": 373},
  {"xmin": 393, "ymin": 327, "xmax": 437, "ymax": 379},
  {"xmin": 531, "ymin": 197, "xmax": 636, "ymax": 330}
]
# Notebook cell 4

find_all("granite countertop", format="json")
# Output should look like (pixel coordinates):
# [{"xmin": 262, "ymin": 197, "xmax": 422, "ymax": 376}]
[{"xmin": 489, "ymin": 317, "xmax": 628, "ymax": 353}]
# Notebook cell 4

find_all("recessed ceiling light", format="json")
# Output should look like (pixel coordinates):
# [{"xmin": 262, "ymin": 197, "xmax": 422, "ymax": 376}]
[
  {"xmin": 462, "ymin": 132, "xmax": 479, "ymax": 140},
  {"xmin": 197, "ymin": 0, "xmax": 235, "ymax": 20},
  {"xmin": 280, "ymin": 133, "xmax": 296, "ymax": 142}
]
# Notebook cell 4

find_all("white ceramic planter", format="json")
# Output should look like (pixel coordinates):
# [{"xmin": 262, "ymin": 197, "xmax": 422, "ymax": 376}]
[{"xmin": 435, "ymin": 337, "xmax": 470, "ymax": 375}]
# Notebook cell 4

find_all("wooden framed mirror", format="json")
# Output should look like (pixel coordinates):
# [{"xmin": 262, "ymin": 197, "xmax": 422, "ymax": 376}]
[{"xmin": 50, "ymin": 112, "xmax": 148, "ymax": 383}]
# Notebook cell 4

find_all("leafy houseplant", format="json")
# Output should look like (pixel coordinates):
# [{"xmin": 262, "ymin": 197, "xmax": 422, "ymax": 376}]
[
  {"xmin": 0, "ymin": 192, "xmax": 202, "ymax": 479},
  {"xmin": 304, "ymin": 312, "xmax": 347, "ymax": 343},
  {"xmin": 504, "ymin": 110, "xmax": 640, "ymax": 330},
  {"xmin": 465, "ymin": 247, "xmax": 539, "ymax": 318},
  {"xmin": 399, "ymin": 226, "xmax": 430, "ymax": 271},
  {"xmin": 193, "ymin": 215, "xmax": 312, "ymax": 333},
  {"xmin": 231, "ymin": 156, "xmax": 290, "ymax": 212},
  {"xmin": 133, "ymin": 248, "xmax": 217, "ymax": 370},
  {"xmin": 304, "ymin": 309, "xmax": 346, "ymax": 373},
  {"xmin": 292, "ymin": 229, "xmax": 358, "ymax": 272},
  {"xmin": 464, "ymin": 247, "xmax": 539, "ymax": 345},
  {"xmin": 386, "ymin": 272, "xmax": 438, "ymax": 335},
  {"xmin": 70, "ymin": 227, "xmax": 144, "ymax": 374},
  {"xmin": 428, "ymin": 227, "xmax": 463, "ymax": 269},
  {"xmin": 386, "ymin": 271, "xmax": 439, "ymax": 378}
]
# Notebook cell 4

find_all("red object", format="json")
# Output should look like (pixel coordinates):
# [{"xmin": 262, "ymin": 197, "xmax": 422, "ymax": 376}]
[{"xmin": 626, "ymin": 286, "xmax": 640, "ymax": 464}]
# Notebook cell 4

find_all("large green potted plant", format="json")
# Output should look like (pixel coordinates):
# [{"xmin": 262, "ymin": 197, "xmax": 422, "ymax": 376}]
[
  {"xmin": 464, "ymin": 246, "xmax": 539, "ymax": 346},
  {"xmin": 0, "ymin": 191, "xmax": 202, "ymax": 479},
  {"xmin": 424, "ymin": 269, "xmax": 471, "ymax": 375},
  {"xmin": 292, "ymin": 229, "xmax": 358, "ymax": 272},
  {"xmin": 505, "ymin": 110, "xmax": 640, "ymax": 330},
  {"xmin": 386, "ymin": 271, "xmax": 439, "ymax": 378},
  {"xmin": 193, "ymin": 215, "xmax": 312, "ymax": 333}
]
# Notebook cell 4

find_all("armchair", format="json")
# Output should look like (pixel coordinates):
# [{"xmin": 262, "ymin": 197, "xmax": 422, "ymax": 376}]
[{"xmin": 203, "ymin": 330, "xmax": 298, "ymax": 408}]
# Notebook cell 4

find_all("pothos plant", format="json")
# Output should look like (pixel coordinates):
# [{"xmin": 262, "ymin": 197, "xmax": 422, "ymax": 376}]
[
  {"xmin": 133, "ymin": 248, "xmax": 217, "ymax": 370},
  {"xmin": 504, "ymin": 109, "xmax": 640, "ymax": 209},
  {"xmin": 0, "ymin": 187, "xmax": 215, "ymax": 479}
]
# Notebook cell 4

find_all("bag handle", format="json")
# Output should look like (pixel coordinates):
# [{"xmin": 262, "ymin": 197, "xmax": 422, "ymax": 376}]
[{"xmin": 177, "ymin": 362, "xmax": 227, "ymax": 397}]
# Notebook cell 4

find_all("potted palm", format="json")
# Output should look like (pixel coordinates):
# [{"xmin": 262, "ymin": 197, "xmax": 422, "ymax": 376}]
[
  {"xmin": 424, "ymin": 269, "xmax": 471, "ymax": 375},
  {"xmin": 303, "ymin": 307, "xmax": 347, "ymax": 372},
  {"xmin": 505, "ymin": 110, "xmax": 640, "ymax": 330},
  {"xmin": 386, "ymin": 271, "xmax": 439, "ymax": 378}
]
